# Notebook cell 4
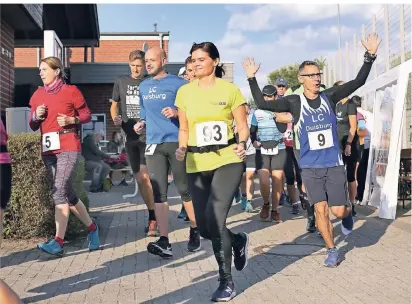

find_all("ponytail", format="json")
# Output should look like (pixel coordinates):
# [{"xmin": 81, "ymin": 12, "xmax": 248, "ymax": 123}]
[{"xmin": 215, "ymin": 64, "xmax": 226, "ymax": 78}]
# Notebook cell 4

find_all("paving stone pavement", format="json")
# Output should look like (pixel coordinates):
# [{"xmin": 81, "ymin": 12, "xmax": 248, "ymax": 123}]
[{"xmin": 1, "ymin": 181, "xmax": 411, "ymax": 304}]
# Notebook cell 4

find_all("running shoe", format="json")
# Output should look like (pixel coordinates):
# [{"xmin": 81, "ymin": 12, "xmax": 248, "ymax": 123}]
[
  {"xmin": 271, "ymin": 210, "xmax": 283, "ymax": 223},
  {"xmin": 279, "ymin": 192, "xmax": 288, "ymax": 206},
  {"xmin": 211, "ymin": 280, "xmax": 236, "ymax": 302},
  {"xmin": 341, "ymin": 211, "xmax": 354, "ymax": 236},
  {"xmin": 233, "ymin": 232, "xmax": 249, "ymax": 271},
  {"xmin": 260, "ymin": 203, "xmax": 270, "ymax": 220},
  {"xmin": 245, "ymin": 200, "xmax": 253, "ymax": 213},
  {"xmin": 240, "ymin": 196, "xmax": 247, "ymax": 210},
  {"xmin": 306, "ymin": 216, "xmax": 316, "ymax": 233},
  {"xmin": 324, "ymin": 248, "xmax": 340, "ymax": 267},
  {"xmin": 88, "ymin": 223, "xmax": 100, "ymax": 251},
  {"xmin": 177, "ymin": 205, "xmax": 187, "ymax": 219},
  {"xmin": 37, "ymin": 239, "xmax": 64, "ymax": 257},
  {"xmin": 187, "ymin": 227, "xmax": 201, "ymax": 252},
  {"xmin": 291, "ymin": 203, "xmax": 299, "ymax": 215},
  {"xmin": 147, "ymin": 238, "xmax": 172, "ymax": 258}
]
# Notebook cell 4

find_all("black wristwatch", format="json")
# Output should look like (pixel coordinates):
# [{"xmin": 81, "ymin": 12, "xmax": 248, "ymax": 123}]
[
  {"xmin": 239, "ymin": 140, "xmax": 247, "ymax": 150},
  {"xmin": 74, "ymin": 117, "xmax": 80, "ymax": 124}
]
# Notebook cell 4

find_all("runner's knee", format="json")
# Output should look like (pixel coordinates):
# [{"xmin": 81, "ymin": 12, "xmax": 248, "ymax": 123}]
[
  {"xmin": 315, "ymin": 202, "xmax": 329, "ymax": 217},
  {"xmin": 330, "ymin": 206, "xmax": 348, "ymax": 218}
]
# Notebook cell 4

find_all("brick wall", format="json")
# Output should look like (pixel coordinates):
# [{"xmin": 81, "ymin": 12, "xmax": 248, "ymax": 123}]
[
  {"xmin": 0, "ymin": 20, "xmax": 15, "ymax": 115},
  {"xmin": 14, "ymin": 48, "xmax": 42, "ymax": 67},
  {"xmin": 76, "ymin": 84, "xmax": 120, "ymax": 139},
  {"xmin": 71, "ymin": 39, "xmax": 169, "ymax": 63},
  {"xmin": 15, "ymin": 37, "xmax": 170, "ymax": 67}
]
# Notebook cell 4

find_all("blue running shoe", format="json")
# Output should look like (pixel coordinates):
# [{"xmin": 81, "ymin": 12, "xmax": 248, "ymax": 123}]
[
  {"xmin": 211, "ymin": 280, "xmax": 236, "ymax": 302},
  {"xmin": 279, "ymin": 192, "xmax": 288, "ymax": 206},
  {"xmin": 240, "ymin": 197, "xmax": 247, "ymax": 210},
  {"xmin": 37, "ymin": 239, "xmax": 64, "ymax": 257},
  {"xmin": 341, "ymin": 210, "xmax": 354, "ymax": 236},
  {"xmin": 324, "ymin": 248, "xmax": 340, "ymax": 267},
  {"xmin": 178, "ymin": 205, "xmax": 187, "ymax": 219},
  {"xmin": 245, "ymin": 200, "xmax": 253, "ymax": 213},
  {"xmin": 88, "ymin": 224, "xmax": 100, "ymax": 251}
]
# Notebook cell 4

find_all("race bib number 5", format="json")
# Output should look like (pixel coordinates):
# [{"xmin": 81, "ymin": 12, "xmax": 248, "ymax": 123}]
[
  {"xmin": 308, "ymin": 128, "xmax": 333, "ymax": 150},
  {"xmin": 196, "ymin": 121, "xmax": 228, "ymax": 147},
  {"xmin": 42, "ymin": 132, "xmax": 60, "ymax": 152}
]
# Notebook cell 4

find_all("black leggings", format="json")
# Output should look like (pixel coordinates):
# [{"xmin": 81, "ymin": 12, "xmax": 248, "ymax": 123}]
[
  {"xmin": 357, "ymin": 148, "xmax": 369, "ymax": 201},
  {"xmin": 187, "ymin": 162, "xmax": 243, "ymax": 281},
  {"xmin": 284, "ymin": 146, "xmax": 302, "ymax": 186},
  {"xmin": 145, "ymin": 142, "xmax": 191, "ymax": 203},
  {"xmin": 0, "ymin": 164, "xmax": 12, "ymax": 210}
]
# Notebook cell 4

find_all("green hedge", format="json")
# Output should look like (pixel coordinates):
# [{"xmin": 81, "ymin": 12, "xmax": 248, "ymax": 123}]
[{"xmin": 3, "ymin": 133, "xmax": 89, "ymax": 239}]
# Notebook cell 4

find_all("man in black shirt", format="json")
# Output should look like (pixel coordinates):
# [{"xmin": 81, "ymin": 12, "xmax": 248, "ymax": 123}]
[
  {"xmin": 334, "ymin": 81, "xmax": 359, "ymax": 216},
  {"xmin": 243, "ymin": 32, "xmax": 381, "ymax": 267},
  {"xmin": 110, "ymin": 50, "xmax": 158, "ymax": 237}
]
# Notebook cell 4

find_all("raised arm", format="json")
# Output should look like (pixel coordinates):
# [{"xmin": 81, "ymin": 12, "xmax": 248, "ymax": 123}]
[
  {"xmin": 242, "ymin": 58, "xmax": 292, "ymax": 113},
  {"xmin": 326, "ymin": 33, "xmax": 381, "ymax": 104}
]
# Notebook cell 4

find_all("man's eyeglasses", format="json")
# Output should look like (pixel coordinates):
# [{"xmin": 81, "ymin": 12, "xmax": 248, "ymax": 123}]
[
  {"xmin": 299, "ymin": 73, "xmax": 323, "ymax": 79},
  {"xmin": 277, "ymin": 85, "xmax": 286, "ymax": 88},
  {"xmin": 263, "ymin": 94, "xmax": 275, "ymax": 97}
]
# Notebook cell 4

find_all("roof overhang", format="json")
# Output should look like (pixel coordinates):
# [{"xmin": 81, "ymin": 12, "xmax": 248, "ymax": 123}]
[
  {"xmin": 13, "ymin": 4, "xmax": 100, "ymax": 48},
  {"xmin": 1, "ymin": 4, "xmax": 43, "ymax": 33}
]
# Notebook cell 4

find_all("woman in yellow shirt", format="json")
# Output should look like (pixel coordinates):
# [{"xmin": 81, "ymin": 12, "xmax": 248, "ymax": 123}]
[{"xmin": 175, "ymin": 42, "xmax": 249, "ymax": 302}]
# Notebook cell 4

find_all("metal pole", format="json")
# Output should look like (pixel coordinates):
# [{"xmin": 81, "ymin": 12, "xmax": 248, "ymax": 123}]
[
  {"xmin": 338, "ymin": 4, "xmax": 343, "ymax": 80},
  {"xmin": 384, "ymin": 4, "xmax": 390, "ymax": 71},
  {"xmin": 400, "ymin": 4, "xmax": 405, "ymax": 63}
]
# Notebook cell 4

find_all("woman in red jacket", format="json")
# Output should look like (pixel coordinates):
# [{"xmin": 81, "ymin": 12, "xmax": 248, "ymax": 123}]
[{"xmin": 29, "ymin": 56, "xmax": 100, "ymax": 256}]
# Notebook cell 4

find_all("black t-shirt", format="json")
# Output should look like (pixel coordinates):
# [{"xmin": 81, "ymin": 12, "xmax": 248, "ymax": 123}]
[
  {"xmin": 112, "ymin": 75, "xmax": 147, "ymax": 141},
  {"xmin": 335, "ymin": 100, "xmax": 357, "ymax": 141}
]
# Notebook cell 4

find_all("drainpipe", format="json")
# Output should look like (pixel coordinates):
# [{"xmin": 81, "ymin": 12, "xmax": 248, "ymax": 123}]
[
  {"xmin": 159, "ymin": 33, "xmax": 164, "ymax": 49},
  {"xmin": 91, "ymin": 46, "xmax": 95, "ymax": 63},
  {"xmin": 36, "ymin": 47, "xmax": 41, "ymax": 67}
]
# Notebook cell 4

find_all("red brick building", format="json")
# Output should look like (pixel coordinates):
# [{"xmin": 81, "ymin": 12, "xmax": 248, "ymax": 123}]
[{"xmin": 5, "ymin": 5, "xmax": 234, "ymax": 139}]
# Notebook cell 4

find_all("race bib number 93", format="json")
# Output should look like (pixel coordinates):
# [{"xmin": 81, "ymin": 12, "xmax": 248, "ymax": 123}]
[{"xmin": 196, "ymin": 121, "xmax": 228, "ymax": 147}]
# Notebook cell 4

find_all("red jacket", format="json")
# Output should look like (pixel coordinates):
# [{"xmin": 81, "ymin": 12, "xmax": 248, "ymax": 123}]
[{"xmin": 29, "ymin": 85, "xmax": 91, "ymax": 155}]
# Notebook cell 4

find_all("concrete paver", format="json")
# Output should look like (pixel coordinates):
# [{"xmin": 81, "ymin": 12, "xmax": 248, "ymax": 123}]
[{"xmin": 0, "ymin": 182, "xmax": 410, "ymax": 303}]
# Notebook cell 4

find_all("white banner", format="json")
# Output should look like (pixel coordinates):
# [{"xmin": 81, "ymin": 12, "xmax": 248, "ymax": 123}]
[{"xmin": 355, "ymin": 60, "xmax": 411, "ymax": 219}]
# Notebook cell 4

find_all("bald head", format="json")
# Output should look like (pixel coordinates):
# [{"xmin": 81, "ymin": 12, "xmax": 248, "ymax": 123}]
[{"xmin": 145, "ymin": 47, "xmax": 167, "ymax": 77}]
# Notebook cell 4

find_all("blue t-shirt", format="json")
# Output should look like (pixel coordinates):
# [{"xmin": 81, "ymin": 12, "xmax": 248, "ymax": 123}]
[
  {"xmin": 140, "ymin": 74, "xmax": 187, "ymax": 144},
  {"xmin": 251, "ymin": 109, "xmax": 285, "ymax": 149}
]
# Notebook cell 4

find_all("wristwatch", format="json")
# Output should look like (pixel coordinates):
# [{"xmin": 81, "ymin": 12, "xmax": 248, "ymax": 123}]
[
  {"xmin": 346, "ymin": 141, "xmax": 352, "ymax": 146},
  {"xmin": 74, "ymin": 117, "xmax": 80, "ymax": 124},
  {"xmin": 239, "ymin": 140, "xmax": 247, "ymax": 150}
]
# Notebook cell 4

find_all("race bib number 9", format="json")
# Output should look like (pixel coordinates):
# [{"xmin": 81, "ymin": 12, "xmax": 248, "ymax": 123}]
[
  {"xmin": 261, "ymin": 146, "xmax": 279, "ymax": 155},
  {"xmin": 196, "ymin": 121, "xmax": 228, "ymax": 147},
  {"xmin": 42, "ymin": 132, "xmax": 60, "ymax": 152},
  {"xmin": 145, "ymin": 144, "xmax": 157, "ymax": 156},
  {"xmin": 308, "ymin": 128, "xmax": 333, "ymax": 150}
]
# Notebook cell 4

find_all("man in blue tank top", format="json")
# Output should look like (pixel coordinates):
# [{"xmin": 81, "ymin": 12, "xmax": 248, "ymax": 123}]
[{"xmin": 244, "ymin": 33, "xmax": 381, "ymax": 267}]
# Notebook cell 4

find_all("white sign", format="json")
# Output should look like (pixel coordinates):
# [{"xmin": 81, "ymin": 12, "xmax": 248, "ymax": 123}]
[
  {"xmin": 196, "ymin": 121, "xmax": 228, "ymax": 147},
  {"xmin": 308, "ymin": 128, "xmax": 333, "ymax": 150},
  {"xmin": 145, "ymin": 144, "xmax": 157, "ymax": 156},
  {"xmin": 42, "ymin": 132, "xmax": 60, "ymax": 152}
]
